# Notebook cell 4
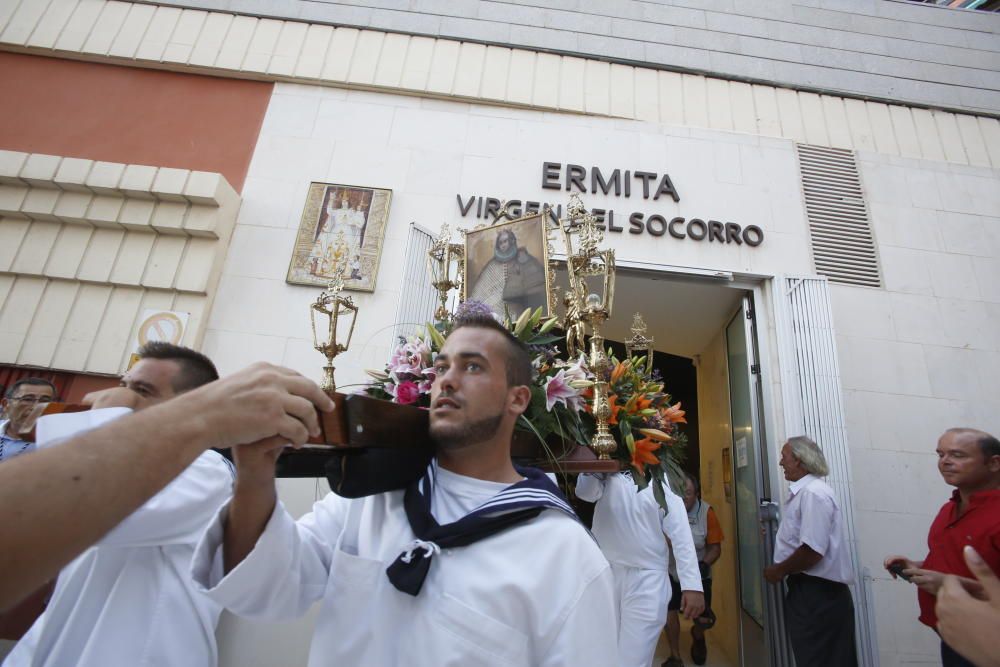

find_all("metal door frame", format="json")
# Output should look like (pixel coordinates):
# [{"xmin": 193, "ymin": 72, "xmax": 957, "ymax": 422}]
[{"xmin": 726, "ymin": 284, "xmax": 796, "ymax": 667}]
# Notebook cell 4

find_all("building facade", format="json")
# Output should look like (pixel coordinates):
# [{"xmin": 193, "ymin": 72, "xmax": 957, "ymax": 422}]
[{"xmin": 1, "ymin": 1, "xmax": 998, "ymax": 665}]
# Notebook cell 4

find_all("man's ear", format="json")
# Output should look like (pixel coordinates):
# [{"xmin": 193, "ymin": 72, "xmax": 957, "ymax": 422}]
[
  {"xmin": 508, "ymin": 385, "xmax": 531, "ymax": 415},
  {"xmin": 987, "ymin": 455, "xmax": 1000, "ymax": 473}
]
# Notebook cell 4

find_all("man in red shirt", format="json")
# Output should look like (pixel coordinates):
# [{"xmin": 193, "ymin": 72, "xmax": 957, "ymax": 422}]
[{"xmin": 885, "ymin": 428, "xmax": 1000, "ymax": 667}]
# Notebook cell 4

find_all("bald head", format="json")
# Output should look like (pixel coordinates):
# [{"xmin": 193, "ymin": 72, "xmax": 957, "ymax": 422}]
[
  {"xmin": 943, "ymin": 428, "xmax": 1000, "ymax": 462},
  {"xmin": 936, "ymin": 428, "xmax": 1000, "ymax": 492}
]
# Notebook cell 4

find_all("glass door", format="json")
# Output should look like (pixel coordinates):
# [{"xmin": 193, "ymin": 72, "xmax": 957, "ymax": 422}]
[{"xmin": 726, "ymin": 294, "xmax": 789, "ymax": 666}]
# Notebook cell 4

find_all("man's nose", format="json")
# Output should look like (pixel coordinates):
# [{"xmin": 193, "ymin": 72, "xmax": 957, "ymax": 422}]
[{"xmin": 437, "ymin": 367, "xmax": 458, "ymax": 392}]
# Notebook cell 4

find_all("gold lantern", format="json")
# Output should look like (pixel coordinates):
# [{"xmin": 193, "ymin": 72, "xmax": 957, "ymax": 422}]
[
  {"xmin": 624, "ymin": 313, "xmax": 655, "ymax": 375},
  {"xmin": 309, "ymin": 233, "xmax": 358, "ymax": 395},
  {"xmin": 426, "ymin": 223, "xmax": 465, "ymax": 322}
]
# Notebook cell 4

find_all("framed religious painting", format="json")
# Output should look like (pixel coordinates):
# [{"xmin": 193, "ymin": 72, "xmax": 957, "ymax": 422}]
[
  {"xmin": 286, "ymin": 182, "xmax": 392, "ymax": 291},
  {"xmin": 463, "ymin": 212, "xmax": 552, "ymax": 319}
]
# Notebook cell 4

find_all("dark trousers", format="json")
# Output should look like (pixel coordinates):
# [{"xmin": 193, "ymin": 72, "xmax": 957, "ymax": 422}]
[
  {"xmin": 941, "ymin": 641, "xmax": 976, "ymax": 667},
  {"xmin": 668, "ymin": 575, "xmax": 713, "ymax": 612},
  {"xmin": 784, "ymin": 574, "xmax": 858, "ymax": 667}
]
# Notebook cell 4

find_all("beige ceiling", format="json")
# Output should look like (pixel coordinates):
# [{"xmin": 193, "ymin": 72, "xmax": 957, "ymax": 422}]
[{"xmin": 597, "ymin": 271, "xmax": 747, "ymax": 360}]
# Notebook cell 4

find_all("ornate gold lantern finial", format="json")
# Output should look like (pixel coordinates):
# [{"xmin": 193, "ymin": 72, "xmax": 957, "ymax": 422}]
[
  {"xmin": 310, "ymin": 232, "xmax": 358, "ymax": 395},
  {"xmin": 566, "ymin": 193, "xmax": 586, "ymax": 218},
  {"xmin": 624, "ymin": 313, "xmax": 655, "ymax": 375},
  {"xmin": 426, "ymin": 223, "xmax": 465, "ymax": 322},
  {"xmin": 559, "ymin": 197, "xmax": 617, "ymax": 460}
]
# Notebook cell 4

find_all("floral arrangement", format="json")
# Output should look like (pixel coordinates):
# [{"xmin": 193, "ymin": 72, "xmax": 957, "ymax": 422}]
[
  {"xmin": 599, "ymin": 354, "xmax": 688, "ymax": 508},
  {"xmin": 366, "ymin": 301, "xmax": 687, "ymax": 508},
  {"xmin": 364, "ymin": 335, "xmax": 436, "ymax": 407},
  {"xmin": 365, "ymin": 301, "xmax": 594, "ymax": 451}
]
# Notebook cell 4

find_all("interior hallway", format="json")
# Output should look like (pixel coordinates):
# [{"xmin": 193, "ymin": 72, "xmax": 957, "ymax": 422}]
[
  {"xmin": 652, "ymin": 621, "xmax": 737, "ymax": 667},
  {"xmin": 606, "ymin": 270, "xmax": 746, "ymax": 667}
]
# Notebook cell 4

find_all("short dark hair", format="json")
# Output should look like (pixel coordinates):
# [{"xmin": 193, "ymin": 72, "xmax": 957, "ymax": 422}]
[
  {"xmin": 946, "ymin": 428, "xmax": 1000, "ymax": 461},
  {"xmin": 5, "ymin": 378, "xmax": 57, "ymax": 400},
  {"xmin": 137, "ymin": 342, "xmax": 219, "ymax": 393},
  {"xmin": 450, "ymin": 313, "xmax": 532, "ymax": 387}
]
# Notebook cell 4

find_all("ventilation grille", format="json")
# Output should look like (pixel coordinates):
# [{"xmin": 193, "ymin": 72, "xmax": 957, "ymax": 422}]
[
  {"xmin": 391, "ymin": 224, "xmax": 438, "ymax": 346},
  {"xmin": 796, "ymin": 144, "xmax": 882, "ymax": 288}
]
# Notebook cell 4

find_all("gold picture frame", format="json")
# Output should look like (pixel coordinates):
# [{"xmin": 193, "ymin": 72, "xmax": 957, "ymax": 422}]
[
  {"xmin": 463, "ymin": 213, "xmax": 551, "ymax": 319},
  {"xmin": 286, "ymin": 182, "xmax": 392, "ymax": 291}
]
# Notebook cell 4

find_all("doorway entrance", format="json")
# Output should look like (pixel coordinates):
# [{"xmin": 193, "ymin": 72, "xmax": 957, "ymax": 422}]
[{"xmin": 598, "ymin": 268, "xmax": 783, "ymax": 667}]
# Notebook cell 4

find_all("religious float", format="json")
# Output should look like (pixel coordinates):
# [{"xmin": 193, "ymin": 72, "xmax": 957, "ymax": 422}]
[
  {"xmin": 18, "ymin": 196, "xmax": 689, "ymax": 506},
  {"xmin": 283, "ymin": 195, "xmax": 689, "ymax": 507}
]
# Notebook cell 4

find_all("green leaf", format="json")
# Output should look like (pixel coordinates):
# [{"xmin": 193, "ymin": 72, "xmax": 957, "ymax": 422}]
[
  {"xmin": 517, "ymin": 414, "xmax": 567, "ymax": 473},
  {"xmin": 425, "ymin": 323, "xmax": 445, "ymax": 350},
  {"xmin": 630, "ymin": 466, "xmax": 649, "ymax": 491},
  {"xmin": 651, "ymin": 476, "xmax": 668, "ymax": 513},
  {"xmin": 664, "ymin": 457, "xmax": 685, "ymax": 496},
  {"xmin": 537, "ymin": 317, "xmax": 559, "ymax": 334},
  {"xmin": 518, "ymin": 413, "xmax": 546, "ymax": 445},
  {"xmin": 513, "ymin": 308, "xmax": 533, "ymax": 338},
  {"xmin": 526, "ymin": 333, "xmax": 563, "ymax": 345},
  {"xmin": 553, "ymin": 408, "xmax": 567, "ymax": 440},
  {"xmin": 529, "ymin": 306, "xmax": 543, "ymax": 330}
]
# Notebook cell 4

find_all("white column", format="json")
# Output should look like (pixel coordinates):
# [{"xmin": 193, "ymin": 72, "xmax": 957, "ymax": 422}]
[{"xmin": 773, "ymin": 274, "xmax": 879, "ymax": 667}]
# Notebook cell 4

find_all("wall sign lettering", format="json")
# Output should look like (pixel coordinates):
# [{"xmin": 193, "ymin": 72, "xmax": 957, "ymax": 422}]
[{"xmin": 455, "ymin": 162, "xmax": 764, "ymax": 247}]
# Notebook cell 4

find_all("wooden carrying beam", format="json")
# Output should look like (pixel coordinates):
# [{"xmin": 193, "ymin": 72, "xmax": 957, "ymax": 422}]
[
  {"xmin": 29, "ymin": 396, "xmax": 618, "ymax": 475},
  {"xmin": 300, "ymin": 393, "xmax": 619, "ymax": 474}
]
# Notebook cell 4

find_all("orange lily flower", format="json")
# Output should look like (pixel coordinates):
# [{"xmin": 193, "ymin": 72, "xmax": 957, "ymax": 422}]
[
  {"xmin": 638, "ymin": 428, "xmax": 673, "ymax": 442},
  {"xmin": 607, "ymin": 394, "xmax": 622, "ymax": 425},
  {"xmin": 661, "ymin": 402, "xmax": 687, "ymax": 424},
  {"xmin": 626, "ymin": 394, "xmax": 653, "ymax": 416},
  {"xmin": 631, "ymin": 437, "xmax": 661, "ymax": 475},
  {"xmin": 610, "ymin": 360, "xmax": 629, "ymax": 385}
]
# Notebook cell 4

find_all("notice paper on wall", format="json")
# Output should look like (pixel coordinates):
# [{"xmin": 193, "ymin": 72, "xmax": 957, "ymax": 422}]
[{"xmin": 736, "ymin": 437, "xmax": 748, "ymax": 468}]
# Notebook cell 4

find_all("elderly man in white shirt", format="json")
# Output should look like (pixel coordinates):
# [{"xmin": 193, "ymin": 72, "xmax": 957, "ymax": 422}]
[
  {"xmin": 576, "ymin": 471, "xmax": 704, "ymax": 667},
  {"xmin": 4, "ymin": 343, "xmax": 235, "ymax": 667},
  {"xmin": 763, "ymin": 435, "xmax": 858, "ymax": 667}
]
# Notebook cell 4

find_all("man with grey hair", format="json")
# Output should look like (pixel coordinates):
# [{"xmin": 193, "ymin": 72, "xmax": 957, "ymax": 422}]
[{"xmin": 763, "ymin": 436, "xmax": 857, "ymax": 667}]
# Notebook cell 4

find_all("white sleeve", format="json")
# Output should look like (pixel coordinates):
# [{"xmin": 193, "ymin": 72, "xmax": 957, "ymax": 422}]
[
  {"xmin": 190, "ymin": 493, "xmax": 348, "ymax": 621},
  {"xmin": 539, "ymin": 562, "xmax": 619, "ymax": 667},
  {"xmin": 99, "ymin": 450, "xmax": 234, "ymax": 547},
  {"xmin": 36, "ymin": 407, "xmax": 234, "ymax": 547},
  {"xmin": 573, "ymin": 473, "xmax": 606, "ymax": 502},
  {"xmin": 37, "ymin": 406, "xmax": 235, "ymax": 548},
  {"xmin": 797, "ymin": 489, "xmax": 835, "ymax": 556},
  {"xmin": 35, "ymin": 407, "xmax": 133, "ymax": 448},
  {"xmin": 661, "ymin": 488, "xmax": 703, "ymax": 592}
]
